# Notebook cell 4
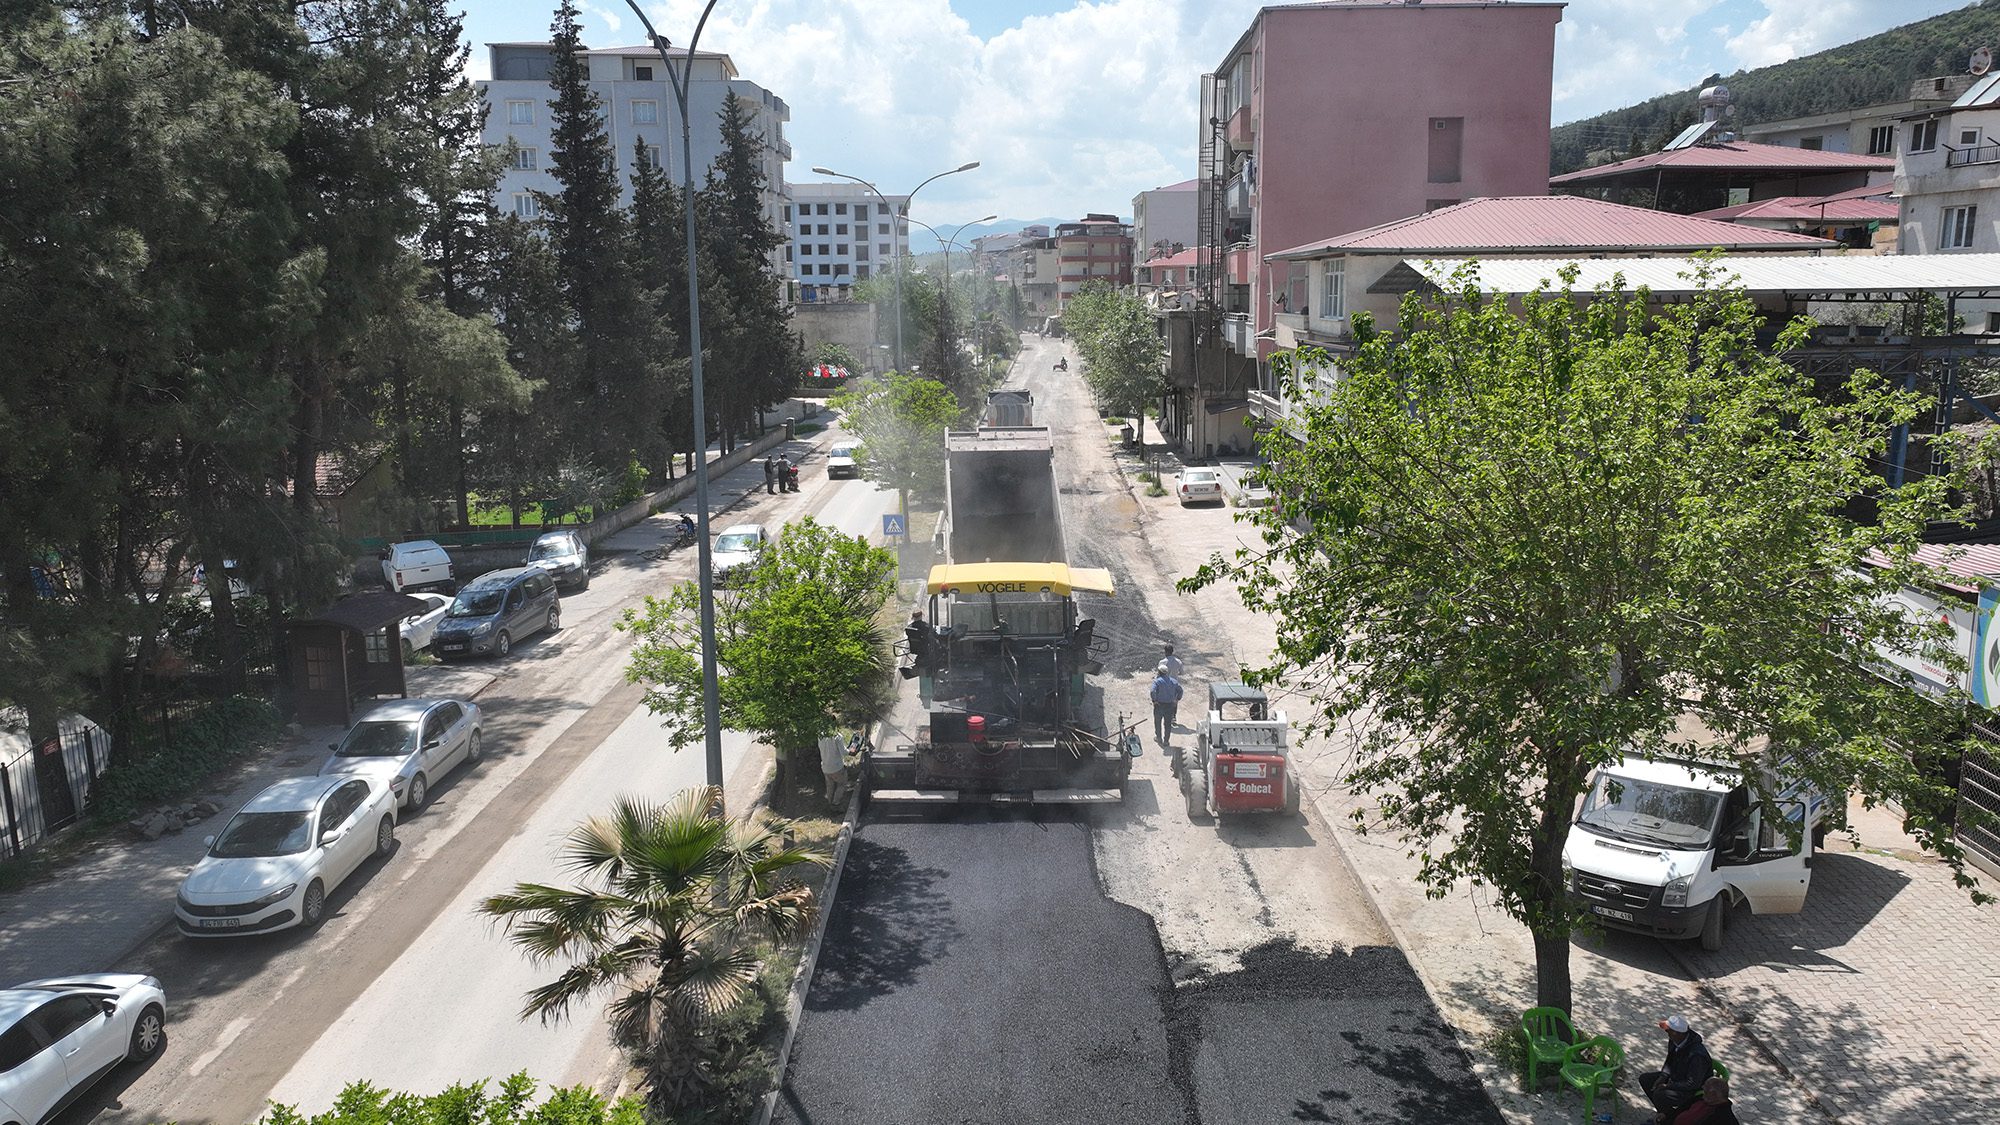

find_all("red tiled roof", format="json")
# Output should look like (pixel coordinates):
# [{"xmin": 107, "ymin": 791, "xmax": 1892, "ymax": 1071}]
[
  {"xmin": 1692, "ymin": 195, "xmax": 1900, "ymax": 222},
  {"xmin": 1551, "ymin": 141, "xmax": 1894, "ymax": 184},
  {"xmin": 1266, "ymin": 195, "xmax": 1833, "ymax": 260}
]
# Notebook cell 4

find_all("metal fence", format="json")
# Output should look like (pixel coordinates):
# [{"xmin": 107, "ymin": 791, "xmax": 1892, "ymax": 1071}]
[
  {"xmin": 1961, "ymin": 738, "xmax": 2000, "ymax": 880},
  {"xmin": 0, "ymin": 715, "xmax": 110, "ymax": 861}
]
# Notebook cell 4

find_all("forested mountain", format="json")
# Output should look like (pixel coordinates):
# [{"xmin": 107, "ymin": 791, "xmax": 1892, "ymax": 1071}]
[{"xmin": 1552, "ymin": 0, "xmax": 2000, "ymax": 174}]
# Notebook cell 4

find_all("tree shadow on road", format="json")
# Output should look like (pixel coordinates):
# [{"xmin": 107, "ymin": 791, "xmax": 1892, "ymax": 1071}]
[{"xmin": 803, "ymin": 835, "xmax": 960, "ymax": 1012}]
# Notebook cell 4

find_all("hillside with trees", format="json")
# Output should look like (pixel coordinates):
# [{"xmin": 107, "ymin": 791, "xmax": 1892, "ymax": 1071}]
[{"xmin": 1553, "ymin": 0, "xmax": 2000, "ymax": 174}]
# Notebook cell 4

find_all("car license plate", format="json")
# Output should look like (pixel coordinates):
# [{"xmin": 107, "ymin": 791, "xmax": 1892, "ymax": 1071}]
[
  {"xmin": 440, "ymin": 643, "xmax": 465, "ymax": 652},
  {"xmin": 199, "ymin": 917, "xmax": 241, "ymax": 929},
  {"xmin": 1591, "ymin": 906, "xmax": 1635, "ymax": 922}
]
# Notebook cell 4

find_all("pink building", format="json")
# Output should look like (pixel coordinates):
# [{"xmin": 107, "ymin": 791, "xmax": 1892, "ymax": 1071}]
[{"xmin": 1167, "ymin": 0, "xmax": 1565, "ymax": 450}]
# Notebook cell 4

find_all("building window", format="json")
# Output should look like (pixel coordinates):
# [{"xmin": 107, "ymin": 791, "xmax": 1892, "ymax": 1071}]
[
  {"xmin": 858, "ymin": 264, "xmax": 871, "ymax": 279},
  {"xmin": 638, "ymin": 145, "xmax": 661, "ymax": 171},
  {"xmin": 818, "ymin": 264, "xmax": 832, "ymax": 275},
  {"xmin": 1319, "ymin": 258, "xmax": 1346, "ymax": 319},
  {"xmin": 817, "ymin": 204, "xmax": 829, "ymax": 215},
  {"xmin": 1798, "ymin": 136, "xmax": 1823, "ymax": 150},
  {"xmin": 835, "ymin": 244, "xmax": 850, "ymax": 257},
  {"xmin": 782, "ymin": 205, "xmax": 791, "ymax": 222},
  {"xmin": 512, "ymin": 192, "xmax": 540, "ymax": 219},
  {"xmin": 1943, "ymin": 205, "xmax": 1978, "ymax": 249},
  {"xmin": 836, "ymin": 224, "xmax": 848, "ymax": 234},
  {"xmin": 1986, "ymin": 311, "xmax": 2000, "ymax": 334},
  {"xmin": 511, "ymin": 147, "xmax": 537, "ymax": 171},
  {"xmin": 878, "ymin": 223, "xmax": 889, "ymax": 235},
  {"xmin": 819, "ymin": 244, "xmax": 831, "ymax": 255},
  {"xmin": 1912, "ymin": 119, "xmax": 1939, "ymax": 153},
  {"xmin": 799, "ymin": 243, "xmax": 812, "ymax": 256},
  {"xmin": 633, "ymin": 100, "xmax": 658, "ymax": 125},
  {"xmin": 1869, "ymin": 125, "xmax": 1895, "ymax": 155},
  {"xmin": 835, "ymin": 203, "xmax": 847, "ymax": 215},
  {"xmin": 1963, "ymin": 129, "xmax": 1983, "ymax": 147},
  {"xmin": 818, "ymin": 224, "xmax": 830, "ymax": 235},
  {"xmin": 879, "ymin": 243, "xmax": 890, "ymax": 255},
  {"xmin": 856, "ymin": 245, "xmax": 870, "ymax": 261},
  {"xmin": 507, "ymin": 100, "xmax": 534, "ymax": 125},
  {"xmin": 880, "ymin": 203, "xmax": 893, "ymax": 216},
  {"xmin": 1427, "ymin": 117, "xmax": 1464, "ymax": 183}
]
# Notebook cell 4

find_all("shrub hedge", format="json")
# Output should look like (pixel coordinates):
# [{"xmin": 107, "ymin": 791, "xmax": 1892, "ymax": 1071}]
[{"xmin": 91, "ymin": 695, "xmax": 283, "ymax": 824}]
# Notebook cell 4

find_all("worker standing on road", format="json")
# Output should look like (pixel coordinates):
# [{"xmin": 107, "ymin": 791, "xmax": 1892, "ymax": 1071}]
[
  {"xmin": 1160, "ymin": 644, "xmax": 1184, "ymax": 678},
  {"xmin": 1640, "ymin": 1015, "xmax": 1714, "ymax": 1121},
  {"xmin": 1151, "ymin": 665, "xmax": 1184, "ymax": 746},
  {"xmin": 763, "ymin": 455, "xmax": 778, "ymax": 495}
]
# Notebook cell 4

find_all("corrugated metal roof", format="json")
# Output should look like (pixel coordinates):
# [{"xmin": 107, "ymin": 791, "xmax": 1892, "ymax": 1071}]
[
  {"xmin": 1550, "ymin": 141, "xmax": 1894, "ymax": 184},
  {"xmin": 1812, "ymin": 180, "xmax": 1896, "ymax": 203},
  {"xmin": 1911, "ymin": 543, "xmax": 2000, "ymax": 587},
  {"xmin": 1692, "ymin": 195, "xmax": 1899, "ymax": 222},
  {"xmin": 1266, "ymin": 196, "xmax": 1832, "ymax": 260},
  {"xmin": 1404, "ymin": 253, "xmax": 2000, "ymax": 296}
]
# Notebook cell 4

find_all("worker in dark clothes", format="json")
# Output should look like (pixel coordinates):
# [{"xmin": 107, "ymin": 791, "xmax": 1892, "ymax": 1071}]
[
  {"xmin": 1664, "ymin": 1077, "xmax": 1739, "ymax": 1125},
  {"xmin": 763, "ymin": 455, "xmax": 778, "ymax": 495}
]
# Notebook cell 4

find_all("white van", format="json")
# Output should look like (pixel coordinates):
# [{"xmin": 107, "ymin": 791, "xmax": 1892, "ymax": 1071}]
[
  {"xmin": 379, "ymin": 540, "xmax": 455, "ymax": 594},
  {"xmin": 1564, "ymin": 754, "xmax": 1833, "ymax": 951}
]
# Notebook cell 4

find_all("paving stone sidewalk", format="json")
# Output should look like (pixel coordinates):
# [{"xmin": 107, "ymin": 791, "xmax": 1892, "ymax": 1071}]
[{"xmin": 1131, "ymin": 414, "xmax": 2000, "ymax": 1125}]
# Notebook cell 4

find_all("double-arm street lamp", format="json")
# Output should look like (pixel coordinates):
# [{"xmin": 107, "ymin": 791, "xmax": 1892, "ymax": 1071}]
[
  {"xmin": 624, "ymin": 0, "xmax": 727, "ymax": 795},
  {"xmin": 809, "ymin": 162, "xmax": 981, "ymax": 375},
  {"xmin": 905, "ymin": 214, "xmax": 996, "ymax": 380}
]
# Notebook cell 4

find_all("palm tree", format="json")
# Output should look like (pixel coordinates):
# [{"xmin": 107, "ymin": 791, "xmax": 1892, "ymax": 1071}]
[{"xmin": 479, "ymin": 788, "xmax": 831, "ymax": 1114}]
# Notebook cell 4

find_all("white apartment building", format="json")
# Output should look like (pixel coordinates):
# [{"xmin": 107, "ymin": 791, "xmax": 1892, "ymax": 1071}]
[
  {"xmin": 1130, "ymin": 178, "xmax": 1197, "ymax": 272},
  {"xmin": 786, "ymin": 182, "xmax": 910, "ymax": 303},
  {"xmin": 479, "ymin": 43, "xmax": 791, "ymax": 269}
]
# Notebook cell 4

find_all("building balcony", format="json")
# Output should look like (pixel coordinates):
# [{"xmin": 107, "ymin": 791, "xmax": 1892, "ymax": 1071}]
[
  {"xmin": 1947, "ymin": 142, "xmax": 2000, "ymax": 168},
  {"xmin": 1225, "ymin": 243, "xmax": 1257, "ymax": 288},
  {"xmin": 1222, "ymin": 313, "xmax": 1253, "ymax": 356},
  {"xmin": 1225, "ymin": 168, "xmax": 1252, "ymax": 219},
  {"xmin": 1226, "ymin": 104, "xmax": 1255, "ymax": 152}
]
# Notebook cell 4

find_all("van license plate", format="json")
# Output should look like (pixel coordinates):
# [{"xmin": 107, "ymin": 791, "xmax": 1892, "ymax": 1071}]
[
  {"xmin": 1591, "ymin": 906, "xmax": 1634, "ymax": 922},
  {"xmin": 440, "ymin": 644, "xmax": 465, "ymax": 653},
  {"xmin": 199, "ymin": 917, "xmax": 241, "ymax": 929}
]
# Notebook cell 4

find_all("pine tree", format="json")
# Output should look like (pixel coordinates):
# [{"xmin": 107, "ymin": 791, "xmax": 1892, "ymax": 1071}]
[{"xmin": 701, "ymin": 91, "xmax": 801, "ymax": 446}]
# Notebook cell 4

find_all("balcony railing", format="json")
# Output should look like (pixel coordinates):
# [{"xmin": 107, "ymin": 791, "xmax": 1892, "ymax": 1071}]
[
  {"xmin": 1947, "ymin": 143, "xmax": 2000, "ymax": 167},
  {"xmin": 1225, "ymin": 168, "xmax": 1252, "ymax": 217},
  {"xmin": 1222, "ymin": 314, "xmax": 1253, "ymax": 355}
]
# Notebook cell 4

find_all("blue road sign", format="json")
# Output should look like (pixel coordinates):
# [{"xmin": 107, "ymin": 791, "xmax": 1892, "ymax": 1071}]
[{"xmin": 883, "ymin": 513, "xmax": 907, "ymax": 537}]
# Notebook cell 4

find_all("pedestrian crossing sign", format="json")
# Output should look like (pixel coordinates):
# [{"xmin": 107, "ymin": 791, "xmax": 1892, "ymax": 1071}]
[{"xmin": 883, "ymin": 513, "xmax": 907, "ymax": 537}]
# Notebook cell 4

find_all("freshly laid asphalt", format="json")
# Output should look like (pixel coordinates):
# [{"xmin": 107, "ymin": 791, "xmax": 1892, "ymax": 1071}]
[{"xmin": 773, "ymin": 812, "xmax": 1499, "ymax": 1125}]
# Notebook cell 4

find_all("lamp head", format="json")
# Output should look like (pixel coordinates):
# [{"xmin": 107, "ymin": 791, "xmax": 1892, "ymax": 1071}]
[
  {"xmin": 957, "ymin": 161, "xmax": 981, "ymax": 172},
  {"xmin": 809, "ymin": 166, "xmax": 835, "ymax": 175}
]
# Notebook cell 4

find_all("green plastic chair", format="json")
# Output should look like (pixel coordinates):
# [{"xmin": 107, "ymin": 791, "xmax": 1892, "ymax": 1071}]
[
  {"xmin": 1521, "ymin": 1006, "xmax": 1578, "ymax": 1089},
  {"xmin": 1561, "ymin": 1035, "xmax": 1625, "ymax": 1120},
  {"xmin": 1712, "ymin": 1060, "xmax": 1730, "ymax": 1081}
]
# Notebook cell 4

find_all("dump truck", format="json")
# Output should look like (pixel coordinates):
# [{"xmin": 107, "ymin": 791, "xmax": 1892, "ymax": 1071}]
[{"xmin": 868, "ymin": 426, "xmax": 1139, "ymax": 806}]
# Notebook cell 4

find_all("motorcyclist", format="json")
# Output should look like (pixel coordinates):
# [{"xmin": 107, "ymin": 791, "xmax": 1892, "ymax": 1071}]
[{"xmin": 676, "ymin": 513, "xmax": 697, "ymax": 541}]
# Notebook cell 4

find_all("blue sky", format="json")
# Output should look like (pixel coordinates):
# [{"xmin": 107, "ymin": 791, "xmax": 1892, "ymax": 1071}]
[{"xmin": 462, "ymin": 1, "xmax": 1977, "ymax": 224}]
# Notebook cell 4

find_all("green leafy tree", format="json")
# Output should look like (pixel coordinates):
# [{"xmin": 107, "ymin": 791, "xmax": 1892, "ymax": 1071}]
[
  {"xmin": 257, "ymin": 1073, "xmax": 643, "ymax": 1124},
  {"xmin": 621, "ymin": 518, "xmax": 896, "ymax": 784},
  {"xmin": 1186, "ymin": 261, "xmax": 1992, "ymax": 1015},
  {"xmin": 812, "ymin": 341, "xmax": 862, "ymax": 373},
  {"xmin": 701, "ymin": 90, "xmax": 801, "ymax": 447},
  {"xmin": 479, "ymin": 791, "xmax": 829, "ymax": 1117},
  {"xmin": 830, "ymin": 372, "xmax": 963, "ymax": 505},
  {"xmin": 1064, "ymin": 281, "xmax": 1165, "ymax": 448}
]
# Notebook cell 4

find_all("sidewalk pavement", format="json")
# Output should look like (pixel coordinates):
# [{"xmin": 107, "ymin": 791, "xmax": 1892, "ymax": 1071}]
[
  {"xmin": 1127, "ymin": 413, "xmax": 2000, "ymax": 1125},
  {"xmin": 0, "ymin": 431, "xmax": 833, "ymax": 988},
  {"xmin": 0, "ymin": 664, "xmax": 493, "ymax": 985}
]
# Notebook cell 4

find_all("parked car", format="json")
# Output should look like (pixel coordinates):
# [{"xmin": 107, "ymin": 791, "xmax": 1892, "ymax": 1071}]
[
  {"xmin": 527, "ymin": 529, "xmax": 589, "ymax": 591},
  {"xmin": 826, "ymin": 442, "xmax": 861, "ymax": 480},
  {"xmin": 431, "ymin": 567, "xmax": 559, "ymax": 660},
  {"xmin": 379, "ymin": 540, "xmax": 454, "ymax": 594},
  {"xmin": 319, "ymin": 698, "xmax": 483, "ymax": 811},
  {"xmin": 397, "ymin": 592, "xmax": 452, "ymax": 658},
  {"xmin": 1177, "ymin": 468, "xmax": 1225, "ymax": 506},
  {"xmin": 174, "ymin": 776, "xmax": 396, "ymax": 937},
  {"xmin": 1231, "ymin": 476, "xmax": 1274, "ymax": 508},
  {"xmin": 0, "ymin": 973, "xmax": 166, "ymax": 1124},
  {"xmin": 712, "ymin": 523, "xmax": 770, "ymax": 584}
]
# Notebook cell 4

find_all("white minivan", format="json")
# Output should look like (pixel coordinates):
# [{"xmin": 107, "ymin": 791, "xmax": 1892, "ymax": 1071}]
[
  {"xmin": 1564, "ymin": 754, "xmax": 1833, "ymax": 951},
  {"xmin": 380, "ymin": 540, "xmax": 454, "ymax": 593}
]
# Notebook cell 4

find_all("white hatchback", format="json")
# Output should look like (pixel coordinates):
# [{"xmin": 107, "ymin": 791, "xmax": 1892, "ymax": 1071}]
[
  {"xmin": 0, "ymin": 974, "xmax": 165, "ymax": 1125},
  {"xmin": 319, "ymin": 697, "xmax": 483, "ymax": 811},
  {"xmin": 712, "ymin": 523, "xmax": 770, "ymax": 584},
  {"xmin": 175, "ymin": 776, "xmax": 395, "ymax": 937},
  {"xmin": 826, "ymin": 442, "xmax": 861, "ymax": 479}
]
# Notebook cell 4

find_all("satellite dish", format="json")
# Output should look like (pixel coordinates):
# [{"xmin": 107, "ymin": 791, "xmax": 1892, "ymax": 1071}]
[{"xmin": 1973, "ymin": 46, "xmax": 1994, "ymax": 76}]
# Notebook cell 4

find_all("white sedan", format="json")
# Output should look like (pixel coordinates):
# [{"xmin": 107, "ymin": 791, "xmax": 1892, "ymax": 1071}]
[
  {"xmin": 175, "ymin": 775, "xmax": 396, "ymax": 937},
  {"xmin": 0, "ymin": 973, "xmax": 165, "ymax": 1125},
  {"xmin": 1177, "ymin": 467, "xmax": 1226, "ymax": 506},
  {"xmin": 397, "ymin": 592, "xmax": 452, "ymax": 657},
  {"xmin": 319, "ymin": 697, "xmax": 483, "ymax": 811}
]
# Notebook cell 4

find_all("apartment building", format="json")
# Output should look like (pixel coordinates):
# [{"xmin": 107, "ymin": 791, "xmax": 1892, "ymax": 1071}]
[
  {"xmin": 786, "ymin": 182, "xmax": 910, "ymax": 303},
  {"xmin": 1056, "ymin": 215, "xmax": 1134, "ymax": 310},
  {"xmin": 479, "ymin": 43, "xmax": 790, "ymax": 269},
  {"xmin": 1898, "ymin": 72, "xmax": 2000, "ymax": 263},
  {"xmin": 1743, "ymin": 74, "xmax": 1976, "ymax": 157},
  {"xmin": 1132, "ymin": 179, "xmax": 1198, "ymax": 273},
  {"xmin": 1173, "ymin": 0, "xmax": 1564, "ymax": 448}
]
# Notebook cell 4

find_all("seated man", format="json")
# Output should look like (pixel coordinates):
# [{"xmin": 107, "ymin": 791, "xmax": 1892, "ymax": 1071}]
[
  {"xmin": 1640, "ymin": 1015, "xmax": 1715, "ymax": 1121},
  {"xmin": 1666, "ymin": 1076, "xmax": 1738, "ymax": 1125}
]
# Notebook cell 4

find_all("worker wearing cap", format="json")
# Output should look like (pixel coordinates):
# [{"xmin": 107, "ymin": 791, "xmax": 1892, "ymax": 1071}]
[
  {"xmin": 1640, "ymin": 1014, "xmax": 1715, "ymax": 1121},
  {"xmin": 1150, "ymin": 664, "xmax": 1184, "ymax": 745}
]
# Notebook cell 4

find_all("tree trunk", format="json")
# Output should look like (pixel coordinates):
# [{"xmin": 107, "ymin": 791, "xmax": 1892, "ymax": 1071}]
[
  {"xmin": 392, "ymin": 357, "xmax": 414, "ymax": 503},
  {"xmin": 1531, "ymin": 928, "xmax": 1573, "ymax": 1014},
  {"xmin": 1529, "ymin": 764, "xmax": 1582, "ymax": 1013}
]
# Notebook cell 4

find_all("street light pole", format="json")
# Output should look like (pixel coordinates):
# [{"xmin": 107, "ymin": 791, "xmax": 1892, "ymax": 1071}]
[
  {"xmin": 809, "ymin": 162, "xmax": 980, "ymax": 375},
  {"xmin": 626, "ymin": 0, "xmax": 727, "ymax": 798},
  {"xmin": 906, "ymin": 214, "xmax": 995, "ymax": 384}
]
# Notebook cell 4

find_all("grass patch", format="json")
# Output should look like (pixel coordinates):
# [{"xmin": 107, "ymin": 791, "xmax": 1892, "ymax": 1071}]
[
  {"xmin": 89, "ymin": 696, "xmax": 284, "ymax": 825},
  {"xmin": 1479, "ymin": 1025, "xmax": 1534, "ymax": 1092},
  {"xmin": 793, "ymin": 421, "xmax": 825, "ymax": 436},
  {"xmin": 1145, "ymin": 481, "xmax": 1168, "ymax": 497}
]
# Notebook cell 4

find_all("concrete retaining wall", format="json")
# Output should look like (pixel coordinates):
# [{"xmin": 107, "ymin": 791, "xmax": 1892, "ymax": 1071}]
[{"xmin": 582, "ymin": 429, "xmax": 792, "ymax": 547}]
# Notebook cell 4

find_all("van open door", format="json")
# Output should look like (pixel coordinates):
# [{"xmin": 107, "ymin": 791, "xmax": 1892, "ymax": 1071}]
[{"xmin": 1718, "ymin": 798, "xmax": 1811, "ymax": 915}]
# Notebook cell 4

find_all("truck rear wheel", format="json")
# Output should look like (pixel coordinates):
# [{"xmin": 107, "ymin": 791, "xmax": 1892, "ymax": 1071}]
[
  {"xmin": 1185, "ymin": 766, "xmax": 1211, "ymax": 821},
  {"xmin": 1699, "ymin": 895, "xmax": 1728, "ymax": 952}
]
